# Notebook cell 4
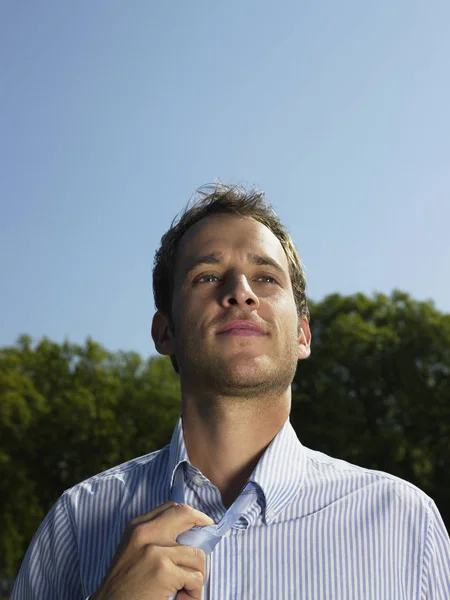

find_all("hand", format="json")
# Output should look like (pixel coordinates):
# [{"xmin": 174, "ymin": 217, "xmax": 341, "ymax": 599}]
[{"xmin": 92, "ymin": 501, "xmax": 214, "ymax": 600}]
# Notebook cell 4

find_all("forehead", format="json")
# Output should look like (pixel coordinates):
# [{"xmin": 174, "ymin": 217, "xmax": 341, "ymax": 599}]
[{"xmin": 176, "ymin": 213, "xmax": 289, "ymax": 270}]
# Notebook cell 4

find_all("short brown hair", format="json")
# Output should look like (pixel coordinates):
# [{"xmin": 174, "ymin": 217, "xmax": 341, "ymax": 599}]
[{"xmin": 153, "ymin": 183, "xmax": 309, "ymax": 322}]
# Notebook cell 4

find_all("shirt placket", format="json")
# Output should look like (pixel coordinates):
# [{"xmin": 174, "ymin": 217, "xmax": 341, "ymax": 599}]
[{"xmin": 208, "ymin": 527, "xmax": 244, "ymax": 600}]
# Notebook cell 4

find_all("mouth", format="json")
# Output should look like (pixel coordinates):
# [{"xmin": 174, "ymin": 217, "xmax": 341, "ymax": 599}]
[{"xmin": 217, "ymin": 321, "xmax": 266, "ymax": 337}]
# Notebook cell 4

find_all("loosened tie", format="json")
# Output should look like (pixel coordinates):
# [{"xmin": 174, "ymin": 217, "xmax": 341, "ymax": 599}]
[
  {"xmin": 172, "ymin": 466, "xmax": 258, "ymax": 554},
  {"xmin": 168, "ymin": 467, "xmax": 258, "ymax": 599},
  {"xmin": 169, "ymin": 467, "xmax": 257, "ymax": 600}
]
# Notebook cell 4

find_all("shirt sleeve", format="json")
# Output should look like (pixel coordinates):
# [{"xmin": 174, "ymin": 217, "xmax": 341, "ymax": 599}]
[
  {"xmin": 11, "ymin": 493, "xmax": 84, "ymax": 600},
  {"xmin": 421, "ymin": 499, "xmax": 450, "ymax": 599}
]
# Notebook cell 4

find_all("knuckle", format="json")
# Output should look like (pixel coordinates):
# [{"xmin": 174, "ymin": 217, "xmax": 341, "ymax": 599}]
[
  {"xmin": 174, "ymin": 502, "xmax": 190, "ymax": 514},
  {"xmin": 143, "ymin": 544, "xmax": 158, "ymax": 562},
  {"xmin": 193, "ymin": 546, "xmax": 206, "ymax": 563},
  {"xmin": 130, "ymin": 522, "xmax": 151, "ymax": 547},
  {"xmin": 155, "ymin": 554, "xmax": 172, "ymax": 575},
  {"xmin": 174, "ymin": 503, "xmax": 200, "ymax": 525},
  {"xmin": 193, "ymin": 570, "xmax": 204, "ymax": 583}
]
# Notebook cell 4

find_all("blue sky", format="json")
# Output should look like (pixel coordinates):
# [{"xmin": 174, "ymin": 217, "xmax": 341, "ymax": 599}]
[{"xmin": 1, "ymin": 1, "xmax": 449, "ymax": 358}]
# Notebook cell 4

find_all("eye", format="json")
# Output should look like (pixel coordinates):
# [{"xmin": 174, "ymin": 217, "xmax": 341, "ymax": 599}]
[
  {"xmin": 257, "ymin": 275, "xmax": 277, "ymax": 283},
  {"xmin": 196, "ymin": 273, "xmax": 220, "ymax": 283}
]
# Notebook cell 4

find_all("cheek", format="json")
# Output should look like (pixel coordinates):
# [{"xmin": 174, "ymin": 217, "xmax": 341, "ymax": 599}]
[
  {"xmin": 265, "ymin": 289, "xmax": 297, "ymax": 312},
  {"xmin": 174, "ymin": 295, "xmax": 207, "ymax": 333},
  {"xmin": 264, "ymin": 294, "xmax": 298, "ymax": 330}
]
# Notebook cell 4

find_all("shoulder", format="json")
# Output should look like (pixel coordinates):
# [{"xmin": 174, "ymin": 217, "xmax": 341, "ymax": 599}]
[
  {"xmin": 62, "ymin": 444, "xmax": 171, "ymax": 515},
  {"xmin": 70, "ymin": 443, "xmax": 169, "ymax": 487},
  {"xmin": 302, "ymin": 445, "xmax": 435, "ymax": 519},
  {"xmin": 12, "ymin": 447, "xmax": 172, "ymax": 598}
]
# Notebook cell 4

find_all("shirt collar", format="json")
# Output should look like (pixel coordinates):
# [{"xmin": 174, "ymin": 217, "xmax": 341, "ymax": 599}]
[
  {"xmin": 248, "ymin": 417, "xmax": 307, "ymax": 524},
  {"xmin": 166, "ymin": 414, "xmax": 307, "ymax": 525},
  {"xmin": 167, "ymin": 415, "xmax": 189, "ymax": 494}
]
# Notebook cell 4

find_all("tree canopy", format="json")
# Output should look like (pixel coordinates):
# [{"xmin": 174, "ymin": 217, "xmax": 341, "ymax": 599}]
[
  {"xmin": 1, "ymin": 290, "xmax": 449, "ymax": 576},
  {"xmin": 292, "ymin": 290, "xmax": 450, "ymax": 523}
]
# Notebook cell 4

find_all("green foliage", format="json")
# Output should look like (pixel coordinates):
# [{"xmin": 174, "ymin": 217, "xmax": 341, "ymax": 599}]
[
  {"xmin": 1, "ymin": 290, "xmax": 449, "ymax": 576},
  {"xmin": 0, "ymin": 338, "xmax": 180, "ymax": 576},
  {"xmin": 292, "ymin": 290, "xmax": 450, "ymax": 525}
]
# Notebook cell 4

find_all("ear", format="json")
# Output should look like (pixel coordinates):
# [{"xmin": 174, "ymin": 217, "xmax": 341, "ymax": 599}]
[
  {"xmin": 298, "ymin": 317, "xmax": 311, "ymax": 360},
  {"xmin": 151, "ymin": 311, "xmax": 175, "ymax": 356}
]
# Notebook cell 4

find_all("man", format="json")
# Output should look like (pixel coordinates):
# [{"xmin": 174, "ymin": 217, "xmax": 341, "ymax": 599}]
[{"xmin": 12, "ymin": 184, "xmax": 450, "ymax": 599}]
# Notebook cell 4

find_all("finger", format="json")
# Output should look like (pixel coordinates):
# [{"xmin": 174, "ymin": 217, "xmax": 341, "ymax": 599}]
[
  {"xmin": 129, "ymin": 501, "xmax": 178, "ymax": 527},
  {"xmin": 179, "ymin": 565, "xmax": 206, "ymax": 594},
  {"xmin": 158, "ymin": 503, "xmax": 215, "ymax": 541},
  {"xmin": 176, "ymin": 585, "xmax": 204, "ymax": 600},
  {"xmin": 171, "ymin": 566, "xmax": 205, "ymax": 600},
  {"xmin": 132, "ymin": 503, "xmax": 214, "ymax": 546},
  {"xmin": 164, "ymin": 545, "xmax": 207, "ymax": 579},
  {"xmin": 112, "ymin": 502, "xmax": 180, "ymax": 568}
]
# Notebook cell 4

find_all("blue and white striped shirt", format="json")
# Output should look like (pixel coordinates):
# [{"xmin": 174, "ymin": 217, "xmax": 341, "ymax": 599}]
[{"xmin": 12, "ymin": 416, "xmax": 450, "ymax": 599}]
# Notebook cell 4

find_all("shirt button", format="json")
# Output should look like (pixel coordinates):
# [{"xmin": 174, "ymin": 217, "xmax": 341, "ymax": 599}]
[
  {"xmin": 192, "ymin": 475, "xmax": 204, "ymax": 487},
  {"xmin": 266, "ymin": 510, "xmax": 275, "ymax": 520}
]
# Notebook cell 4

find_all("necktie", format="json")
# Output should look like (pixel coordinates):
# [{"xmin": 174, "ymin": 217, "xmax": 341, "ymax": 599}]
[
  {"xmin": 171, "ymin": 466, "xmax": 259, "ymax": 555},
  {"xmin": 168, "ymin": 467, "xmax": 258, "ymax": 599}
]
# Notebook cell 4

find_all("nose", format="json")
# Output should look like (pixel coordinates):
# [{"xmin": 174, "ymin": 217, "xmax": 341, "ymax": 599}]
[{"xmin": 220, "ymin": 274, "xmax": 259, "ymax": 310}]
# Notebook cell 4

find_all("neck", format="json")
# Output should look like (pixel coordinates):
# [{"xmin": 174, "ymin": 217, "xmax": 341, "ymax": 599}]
[{"xmin": 181, "ymin": 390, "xmax": 290, "ymax": 507}]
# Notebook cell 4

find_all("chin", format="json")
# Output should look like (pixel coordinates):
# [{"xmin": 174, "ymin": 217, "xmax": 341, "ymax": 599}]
[
  {"xmin": 216, "ymin": 358, "xmax": 275, "ymax": 385},
  {"xmin": 221, "ymin": 352, "xmax": 269, "ymax": 370}
]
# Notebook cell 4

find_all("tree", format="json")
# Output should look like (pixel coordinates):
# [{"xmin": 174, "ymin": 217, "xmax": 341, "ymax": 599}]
[
  {"xmin": 0, "ymin": 335, "xmax": 49, "ymax": 575},
  {"xmin": 0, "ymin": 337, "xmax": 180, "ymax": 576},
  {"xmin": 291, "ymin": 290, "xmax": 450, "ymax": 529}
]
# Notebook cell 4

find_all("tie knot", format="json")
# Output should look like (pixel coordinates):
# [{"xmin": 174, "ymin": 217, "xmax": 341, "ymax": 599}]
[{"xmin": 173, "ymin": 469, "xmax": 260, "ymax": 553}]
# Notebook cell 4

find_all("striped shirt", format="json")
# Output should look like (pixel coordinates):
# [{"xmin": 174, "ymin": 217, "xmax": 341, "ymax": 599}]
[{"xmin": 12, "ymin": 416, "xmax": 450, "ymax": 599}]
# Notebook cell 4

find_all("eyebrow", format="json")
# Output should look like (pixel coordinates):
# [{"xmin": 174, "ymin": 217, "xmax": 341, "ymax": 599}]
[
  {"xmin": 183, "ymin": 252, "xmax": 288, "ymax": 279},
  {"xmin": 247, "ymin": 253, "xmax": 287, "ymax": 277}
]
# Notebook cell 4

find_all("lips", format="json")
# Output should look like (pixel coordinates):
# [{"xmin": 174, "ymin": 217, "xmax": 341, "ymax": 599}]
[{"xmin": 217, "ymin": 320, "xmax": 266, "ymax": 336}]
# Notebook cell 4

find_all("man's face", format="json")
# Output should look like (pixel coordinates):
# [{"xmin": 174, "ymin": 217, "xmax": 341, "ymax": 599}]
[{"xmin": 157, "ymin": 213, "xmax": 310, "ymax": 397}]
